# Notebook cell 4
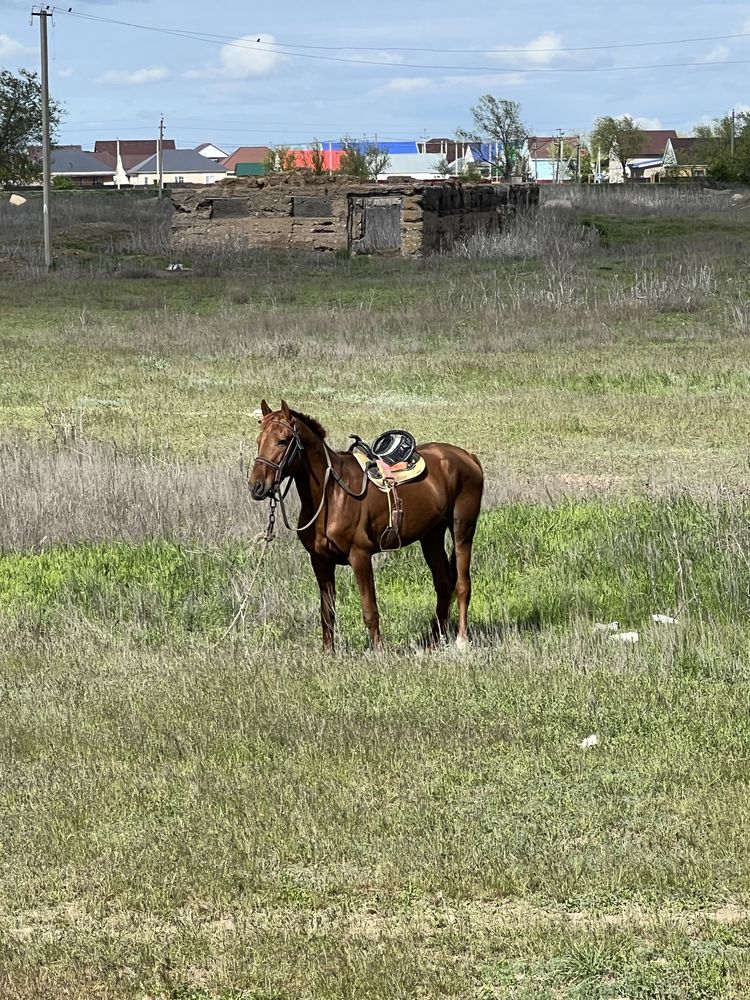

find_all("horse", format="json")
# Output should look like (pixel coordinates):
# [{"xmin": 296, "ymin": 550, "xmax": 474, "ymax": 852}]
[{"xmin": 248, "ymin": 400, "xmax": 484, "ymax": 652}]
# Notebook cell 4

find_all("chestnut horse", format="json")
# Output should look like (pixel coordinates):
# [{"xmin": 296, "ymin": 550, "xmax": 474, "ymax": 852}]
[{"xmin": 248, "ymin": 400, "xmax": 483, "ymax": 651}]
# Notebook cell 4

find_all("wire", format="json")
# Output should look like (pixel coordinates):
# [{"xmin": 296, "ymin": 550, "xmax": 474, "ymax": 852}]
[
  {"xmin": 51, "ymin": 9, "xmax": 750, "ymax": 56},
  {"xmin": 51, "ymin": 8, "xmax": 750, "ymax": 74}
]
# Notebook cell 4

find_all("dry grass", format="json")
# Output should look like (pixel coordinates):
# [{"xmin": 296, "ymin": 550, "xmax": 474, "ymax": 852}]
[{"xmin": 547, "ymin": 182, "xmax": 741, "ymax": 215}]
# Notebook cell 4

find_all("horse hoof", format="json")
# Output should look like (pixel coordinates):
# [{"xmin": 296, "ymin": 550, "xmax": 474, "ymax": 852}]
[{"xmin": 455, "ymin": 636, "xmax": 470, "ymax": 651}]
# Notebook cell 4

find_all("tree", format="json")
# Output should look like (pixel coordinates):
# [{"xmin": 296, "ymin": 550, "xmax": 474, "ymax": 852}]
[
  {"xmin": 263, "ymin": 145, "xmax": 298, "ymax": 173},
  {"xmin": 589, "ymin": 116, "xmax": 645, "ymax": 182},
  {"xmin": 0, "ymin": 68, "xmax": 64, "ymax": 187},
  {"xmin": 435, "ymin": 156, "xmax": 453, "ymax": 178},
  {"xmin": 308, "ymin": 139, "xmax": 326, "ymax": 175},
  {"xmin": 461, "ymin": 161, "xmax": 484, "ymax": 183},
  {"xmin": 456, "ymin": 95, "xmax": 529, "ymax": 180},
  {"xmin": 336, "ymin": 135, "xmax": 390, "ymax": 180},
  {"xmin": 692, "ymin": 111, "xmax": 750, "ymax": 181},
  {"xmin": 553, "ymin": 139, "xmax": 590, "ymax": 182}
]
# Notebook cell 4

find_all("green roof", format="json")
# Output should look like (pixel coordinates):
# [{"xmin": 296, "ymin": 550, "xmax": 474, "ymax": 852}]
[{"xmin": 235, "ymin": 162, "xmax": 266, "ymax": 176}]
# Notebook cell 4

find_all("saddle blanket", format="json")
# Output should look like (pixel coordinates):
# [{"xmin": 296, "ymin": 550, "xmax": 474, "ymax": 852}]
[{"xmin": 352, "ymin": 448, "xmax": 426, "ymax": 493}]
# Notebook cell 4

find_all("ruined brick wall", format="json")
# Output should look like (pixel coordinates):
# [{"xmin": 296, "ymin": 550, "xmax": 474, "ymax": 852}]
[
  {"xmin": 171, "ymin": 172, "xmax": 538, "ymax": 257},
  {"xmin": 420, "ymin": 183, "xmax": 538, "ymax": 251},
  {"xmin": 171, "ymin": 174, "xmax": 355, "ymax": 253}
]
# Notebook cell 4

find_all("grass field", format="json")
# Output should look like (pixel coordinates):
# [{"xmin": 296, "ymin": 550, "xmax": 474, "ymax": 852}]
[{"xmin": 1, "ymin": 187, "xmax": 750, "ymax": 998}]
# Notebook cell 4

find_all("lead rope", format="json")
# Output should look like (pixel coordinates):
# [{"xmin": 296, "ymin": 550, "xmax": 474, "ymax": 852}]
[
  {"xmin": 212, "ymin": 498, "xmax": 277, "ymax": 647},
  {"xmin": 215, "ymin": 443, "xmax": 355, "ymax": 645}
]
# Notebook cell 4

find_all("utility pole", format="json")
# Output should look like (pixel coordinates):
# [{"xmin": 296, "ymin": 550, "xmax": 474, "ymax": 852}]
[
  {"xmin": 576, "ymin": 136, "xmax": 582, "ymax": 183},
  {"xmin": 556, "ymin": 128, "xmax": 564, "ymax": 184},
  {"xmin": 32, "ymin": 6, "xmax": 53, "ymax": 270},
  {"xmin": 157, "ymin": 115, "xmax": 164, "ymax": 198},
  {"xmin": 731, "ymin": 109, "xmax": 736, "ymax": 157}
]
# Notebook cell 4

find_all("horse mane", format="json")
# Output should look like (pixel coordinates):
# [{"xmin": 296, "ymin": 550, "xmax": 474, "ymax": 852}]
[{"xmin": 290, "ymin": 409, "xmax": 327, "ymax": 440}]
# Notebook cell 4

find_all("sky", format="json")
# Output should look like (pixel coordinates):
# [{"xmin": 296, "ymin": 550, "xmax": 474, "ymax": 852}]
[{"xmin": 1, "ymin": 0, "xmax": 749, "ymax": 152}]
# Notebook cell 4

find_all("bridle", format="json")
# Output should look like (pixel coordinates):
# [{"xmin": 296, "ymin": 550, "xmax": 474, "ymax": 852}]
[
  {"xmin": 254, "ymin": 416, "xmax": 304, "ymax": 493},
  {"xmin": 253, "ymin": 414, "xmax": 367, "ymax": 539}
]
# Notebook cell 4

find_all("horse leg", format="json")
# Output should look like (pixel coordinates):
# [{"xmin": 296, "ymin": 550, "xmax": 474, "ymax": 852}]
[
  {"xmin": 311, "ymin": 555, "xmax": 336, "ymax": 652},
  {"xmin": 452, "ymin": 496, "xmax": 480, "ymax": 647},
  {"xmin": 349, "ymin": 550, "xmax": 383, "ymax": 649},
  {"xmin": 420, "ymin": 526, "xmax": 454, "ymax": 645}
]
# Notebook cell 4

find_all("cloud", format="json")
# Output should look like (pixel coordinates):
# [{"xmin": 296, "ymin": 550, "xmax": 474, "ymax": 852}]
[
  {"xmin": 218, "ymin": 34, "xmax": 284, "ymax": 78},
  {"xmin": 632, "ymin": 115, "xmax": 663, "ymax": 130},
  {"xmin": 96, "ymin": 67, "xmax": 170, "ymax": 86},
  {"xmin": 607, "ymin": 113, "xmax": 663, "ymax": 130},
  {"xmin": 700, "ymin": 44, "xmax": 730, "ymax": 63},
  {"xmin": 55, "ymin": 67, "xmax": 75, "ymax": 80},
  {"xmin": 494, "ymin": 32, "xmax": 564, "ymax": 67},
  {"xmin": 381, "ymin": 76, "xmax": 432, "ymax": 93},
  {"xmin": 0, "ymin": 33, "xmax": 34, "ymax": 58}
]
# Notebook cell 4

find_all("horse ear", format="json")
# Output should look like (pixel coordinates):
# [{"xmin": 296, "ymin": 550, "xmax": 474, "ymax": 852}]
[
  {"xmin": 260, "ymin": 399, "xmax": 271, "ymax": 416},
  {"xmin": 280, "ymin": 399, "xmax": 291, "ymax": 419}
]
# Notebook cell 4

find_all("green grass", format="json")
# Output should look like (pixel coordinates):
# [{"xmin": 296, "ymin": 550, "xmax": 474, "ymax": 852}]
[
  {"xmin": 1, "ymin": 496, "xmax": 748, "ymax": 645},
  {"xmin": 1, "ymin": 637, "xmax": 749, "ymax": 998},
  {"xmin": 2, "ymin": 196, "xmax": 750, "ymax": 997}
]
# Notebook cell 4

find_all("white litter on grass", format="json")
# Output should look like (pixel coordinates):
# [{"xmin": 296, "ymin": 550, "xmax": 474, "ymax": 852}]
[
  {"xmin": 592, "ymin": 621, "xmax": 620, "ymax": 634},
  {"xmin": 165, "ymin": 262, "xmax": 192, "ymax": 271},
  {"xmin": 579, "ymin": 734, "xmax": 599, "ymax": 750},
  {"xmin": 651, "ymin": 613, "xmax": 679, "ymax": 625},
  {"xmin": 611, "ymin": 631, "xmax": 640, "ymax": 644},
  {"xmin": 9, "ymin": 194, "xmax": 26, "ymax": 206}
]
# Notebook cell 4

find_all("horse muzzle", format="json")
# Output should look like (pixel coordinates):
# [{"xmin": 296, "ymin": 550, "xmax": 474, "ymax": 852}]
[{"xmin": 248, "ymin": 476, "xmax": 272, "ymax": 501}]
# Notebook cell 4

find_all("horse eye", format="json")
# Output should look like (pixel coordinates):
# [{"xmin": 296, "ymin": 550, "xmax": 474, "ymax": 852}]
[{"xmin": 278, "ymin": 438, "xmax": 290, "ymax": 446}]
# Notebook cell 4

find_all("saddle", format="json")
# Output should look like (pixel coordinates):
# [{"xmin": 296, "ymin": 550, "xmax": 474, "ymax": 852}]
[
  {"xmin": 349, "ymin": 430, "xmax": 426, "ymax": 491},
  {"xmin": 349, "ymin": 430, "xmax": 426, "ymax": 550}
]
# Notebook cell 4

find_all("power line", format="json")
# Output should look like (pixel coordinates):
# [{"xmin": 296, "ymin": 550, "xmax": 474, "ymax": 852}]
[
  {"xmin": 50, "ymin": 9, "xmax": 750, "ymax": 56},
  {"xmin": 50, "ymin": 8, "xmax": 750, "ymax": 75}
]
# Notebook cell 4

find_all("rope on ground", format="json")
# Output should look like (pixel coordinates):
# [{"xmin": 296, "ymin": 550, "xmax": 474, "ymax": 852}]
[{"xmin": 211, "ymin": 532, "xmax": 273, "ymax": 648}]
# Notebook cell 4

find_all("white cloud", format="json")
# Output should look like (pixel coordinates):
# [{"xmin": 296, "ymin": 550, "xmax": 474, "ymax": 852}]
[
  {"xmin": 219, "ymin": 34, "xmax": 284, "ymax": 78},
  {"xmin": 0, "ymin": 33, "xmax": 33, "ymax": 58},
  {"xmin": 55, "ymin": 67, "xmax": 75, "ymax": 80},
  {"xmin": 494, "ymin": 32, "xmax": 564, "ymax": 67},
  {"xmin": 632, "ymin": 115, "xmax": 663, "ymax": 130},
  {"xmin": 700, "ymin": 44, "xmax": 730, "ymax": 63},
  {"xmin": 381, "ymin": 76, "xmax": 432, "ymax": 93},
  {"xmin": 96, "ymin": 67, "xmax": 170, "ymax": 86},
  {"xmin": 611, "ymin": 113, "xmax": 663, "ymax": 130}
]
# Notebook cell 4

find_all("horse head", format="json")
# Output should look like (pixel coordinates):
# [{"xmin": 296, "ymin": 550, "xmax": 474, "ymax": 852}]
[{"xmin": 248, "ymin": 399, "xmax": 304, "ymax": 500}]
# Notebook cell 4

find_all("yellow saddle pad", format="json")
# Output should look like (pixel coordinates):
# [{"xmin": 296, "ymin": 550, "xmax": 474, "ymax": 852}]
[{"xmin": 352, "ymin": 448, "xmax": 427, "ymax": 493}]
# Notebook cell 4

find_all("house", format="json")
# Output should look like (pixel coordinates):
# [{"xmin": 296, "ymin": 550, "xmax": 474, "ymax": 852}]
[
  {"xmin": 527, "ymin": 136, "xmax": 583, "ymax": 183},
  {"xmin": 128, "ymin": 149, "xmax": 227, "ymax": 186},
  {"xmin": 605, "ymin": 130, "xmax": 678, "ymax": 182},
  {"xmin": 663, "ymin": 137, "xmax": 713, "ymax": 179},
  {"xmin": 419, "ymin": 137, "xmax": 463, "ymax": 162},
  {"xmin": 195, "ymin": 142, "xmax": 228, "ymax": 163},
  {"xmin": 377, "ymin": 153, "xmax": 446, "ymax": 181},
  {"xmin": 92, "ymin": 139, "xmax": 178, "ymax": 186},
  {"xmin": 94, "ymin": 139, "xmax": 176, "ymax": 172},
  {"xmin": 222, "ymin": 146, "xmax": 271, "ymax": 174},
  {"xmin": 49, "ymin": 148, "xmax": 114, "ymax": 187}
]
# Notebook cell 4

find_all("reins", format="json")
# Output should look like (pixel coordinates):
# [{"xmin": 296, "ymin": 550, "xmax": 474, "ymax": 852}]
[{"xmin": 264, "ymin": 433, "xmax": 367, "ymax": 540}]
